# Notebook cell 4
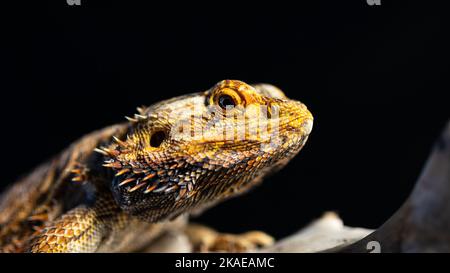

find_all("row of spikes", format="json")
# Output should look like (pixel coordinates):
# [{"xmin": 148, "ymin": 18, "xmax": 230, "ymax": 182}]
[
  {"xmin": 95, "ymin": 135, "xmax": 160, "ymax": 194},
  {"xmin": 105, "ymin": 159, "xmax": 194, "ymax": 200},
  {"xmin": 94, "ymin": 135, "xmax": 129, "ymax": 157},
  {"xmin": 112, "ymin": 162, "xmax": 196, "ymax": 200},
  {"xmin": 94, "ymin": 135, "xmax": 194, "ymax": 200},
  {"xmin": 124, "ymin": 106, "xmax": 150, "ymax": 123}
]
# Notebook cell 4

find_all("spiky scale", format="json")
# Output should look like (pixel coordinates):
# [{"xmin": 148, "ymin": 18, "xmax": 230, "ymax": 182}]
[
  {"xmin": 118, "ymin": 177, "xmax": 136, "ymax": 186},
  {"xmin": 70, "ymin": 169, "xmax": 81, "ymax": 174},
  {"xmin": 164, "ymin": 185, "xmax": 178, "ymax": 193},
  {"xmin": 134, "ymin": 114, "xmax": 147, "ymax": 120},
  {"xmin": 143, "ymin": 184, "xmax": 158, "ymax": 194},
  {"xmin": 113, "ymin": 136, "xmax": 128, "ymax": 148},
  {"xmin": 102, "ymin": 148, "xmax": 120, "ymax": 156},
  {"xmin": 94, "ymin": 148, "xmax": 109, "ymax": 156},
  {"xmin": 152, "ymin": 184, "xmax": 169, "ymax": 193},
  {"xmin": 71, "ymin": 176, "xmax": 83, "ymax": 182},
  {"xmin": 176, "ymin": 187, "xmax": 187, "ymax": 201},
  {"xmin": 125, "ymin": 116, "xmax": 138, "ymax": 122},
  {"xmin": 115, "ymin": 169, "xmax": 130, "ymax": 176},
  {"xmin": 187, "ymin": 181, "xmax": 194, "ymax": 192},
  {"xmin": 142, "ymin": 173, "xmax": 156, "ymax": 182},
  {"xmin": 103, "ymin": 161, "xmax": 122, "ymax": 169},
  {"xmin": 127, "ymin": 183, "xmax": 147, "ymax": 193},
  {"xmin": 136, "ymin": 106, "xmax": 146, "ymax": 114}
]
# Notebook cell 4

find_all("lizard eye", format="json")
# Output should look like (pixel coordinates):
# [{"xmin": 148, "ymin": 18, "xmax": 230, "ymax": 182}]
[
  {"xmin": 149, "ymin": 130, "xmax": 166, "ymax": 147},
  {"xmin": 211, "ymin": 88, "xmax": 242, "ymax": 110},
  {"xmin": 218, "ymin": 95, "xmax": 236, "ymax": 109}
]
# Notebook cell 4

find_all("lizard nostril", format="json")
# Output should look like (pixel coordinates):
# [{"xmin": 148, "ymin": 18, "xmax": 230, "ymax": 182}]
[{"xmin": 150, "ymin": 131, "xmax": 167, "ymax": 148}]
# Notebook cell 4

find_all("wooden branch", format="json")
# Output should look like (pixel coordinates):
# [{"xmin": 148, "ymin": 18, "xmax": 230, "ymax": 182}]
[{"xmin": 258, "ymin": 212, "xmax": 372, "ymax": 253}]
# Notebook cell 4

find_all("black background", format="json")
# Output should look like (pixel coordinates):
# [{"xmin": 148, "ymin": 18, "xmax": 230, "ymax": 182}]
[{"xmin": 1, "ymin": 1, "xmax": 448, "ymax": 239}]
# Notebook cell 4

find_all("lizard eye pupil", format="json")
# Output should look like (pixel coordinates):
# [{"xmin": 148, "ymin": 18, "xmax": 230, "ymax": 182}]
[
  {"xmin": 218, "ymin": 95, "xmax": 236, "ymax": 109},
  {"xmin": 150, "ymin": 131, "xmax": 166, "ymax": 148}
]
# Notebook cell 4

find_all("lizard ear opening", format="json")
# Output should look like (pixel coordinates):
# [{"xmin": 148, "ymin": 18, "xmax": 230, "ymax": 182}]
[{"xmin": 149, "ymin": 131, "xmax": 166, "ymax": 148}]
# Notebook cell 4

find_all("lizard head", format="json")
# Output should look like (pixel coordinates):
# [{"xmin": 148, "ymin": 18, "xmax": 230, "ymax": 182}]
[{"xmin": 100, "ymin": 80, "xmax": 313, "ymax": 222}]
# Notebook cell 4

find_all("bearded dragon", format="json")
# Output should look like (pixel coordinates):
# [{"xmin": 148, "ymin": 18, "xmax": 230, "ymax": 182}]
[{"xmin": 0, "ymin": 80, "xmax": 313, "ymax": 253}]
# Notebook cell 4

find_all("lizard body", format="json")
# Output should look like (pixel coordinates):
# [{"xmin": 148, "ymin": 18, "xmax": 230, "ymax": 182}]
[{"xmin": 0, "ymin": 80, "xmax": 313, "ymax": 252}]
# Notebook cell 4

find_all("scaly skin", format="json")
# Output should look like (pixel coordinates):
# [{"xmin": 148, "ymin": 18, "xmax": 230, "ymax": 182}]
[{"xmin": 0, "ymin": 80, "xmax": 313, "ymax": 252}]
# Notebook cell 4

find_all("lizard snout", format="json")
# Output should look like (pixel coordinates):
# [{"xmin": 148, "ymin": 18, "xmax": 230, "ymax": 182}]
[{"xmin": 302, "ymin": 115, "xmax": 314, "ymax": 136}]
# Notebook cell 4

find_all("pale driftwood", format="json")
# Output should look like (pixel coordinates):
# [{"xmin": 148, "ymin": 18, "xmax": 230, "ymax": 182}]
[
  {"xmin": 257, "ymin": 212, "xmax": 373, "ymax": 253},
  {"xmin": 144, "ymin": 230, "xmax": 192, "ymax": 253},
  {"xmin": 147, "ymin": 212, "xmax": 372, "ymax": 253},
  {"xmin": 149, "ymin": 120, "xmax": 450, "ymax": 253}
]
